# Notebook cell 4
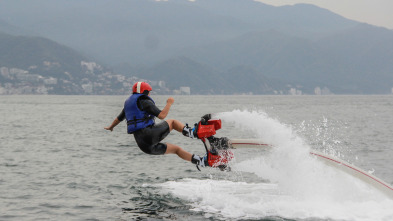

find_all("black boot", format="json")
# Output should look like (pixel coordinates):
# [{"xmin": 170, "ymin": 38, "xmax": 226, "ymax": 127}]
[
  {"xmin": 182, "ymin": 124, "xmax": 196, "ymax": 139},
  {"xmin": 191, "ymin": 154, "xmax": 208, "ymax": 167}
]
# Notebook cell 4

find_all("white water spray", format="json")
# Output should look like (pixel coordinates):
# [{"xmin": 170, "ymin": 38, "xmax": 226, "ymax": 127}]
[{"xmin": 160, "ymin": 110, "xmax": 393, "ymax": 220}]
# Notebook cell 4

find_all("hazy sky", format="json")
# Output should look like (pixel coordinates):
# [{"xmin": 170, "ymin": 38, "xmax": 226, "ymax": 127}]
[{"xmin": 256, "ymin": 0, "xmax": 393, "ymax": 30}]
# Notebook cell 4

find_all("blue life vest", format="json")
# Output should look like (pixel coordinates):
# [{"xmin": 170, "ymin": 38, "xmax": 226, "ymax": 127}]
[{"xmin": 124, "ymin": 94, "xmax": 155, "ymax": 134}]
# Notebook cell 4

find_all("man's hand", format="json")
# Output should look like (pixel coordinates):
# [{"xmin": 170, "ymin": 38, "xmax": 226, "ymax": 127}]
[
  {"xmin": 104, "ymin": 118, "xmax": 121, "ymax": 132},
  {"xmin": 104, "ymin": 126, "xmax": 114, "ymax": 131},
  {"xmin": 167, "ymin": 97, "xmax": 174, "ymax": 105}
]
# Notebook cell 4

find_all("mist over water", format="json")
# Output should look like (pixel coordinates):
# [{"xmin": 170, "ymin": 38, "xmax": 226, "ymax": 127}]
[{"xmin": 1, "ymin": 95, "xmax": 393, "ymax": 220}]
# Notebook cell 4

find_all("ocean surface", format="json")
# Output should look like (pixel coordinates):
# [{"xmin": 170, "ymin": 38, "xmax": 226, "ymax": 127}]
[{"xmin": 1, "ymin": 95, "xmax": 393, "ymax": 221}]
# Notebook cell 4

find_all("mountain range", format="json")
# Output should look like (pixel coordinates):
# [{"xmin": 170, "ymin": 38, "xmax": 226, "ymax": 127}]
[
  {"xmin": 0, "ymin": 0, "xmax": 392, "ymax": 94},
  {"xmin": 0, "ymin": 32, "xmax": 87, "ymax": 79}
]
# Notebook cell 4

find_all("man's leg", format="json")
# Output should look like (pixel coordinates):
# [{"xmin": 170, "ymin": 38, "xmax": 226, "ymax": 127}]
[
  {"xmin": 166, "ymin": 119, "xmax": 195, "ymax": 138},
  {"xmin": 165, "ymin": 120, "xmax": 206, "ymax": 166},
  {"xmin": 165, "ymin": 143, "xmax": 207, "ymax": 167},
  {"xmin": 166, "ymin": 119, "xmax": 184, "ymax": 132},
  {"xmin": 165, "ymin": 143, "xmax": 192, "ymax": 161}
]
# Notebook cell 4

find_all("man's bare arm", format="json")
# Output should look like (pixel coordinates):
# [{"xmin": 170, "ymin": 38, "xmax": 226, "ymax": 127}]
[
  {"xmin": 104, "ymin": 118, "xmax": 121, "ymax": 131},
  {"xmin": 157, "ymin": 97, "xmax": 174, "ymax": 120}
]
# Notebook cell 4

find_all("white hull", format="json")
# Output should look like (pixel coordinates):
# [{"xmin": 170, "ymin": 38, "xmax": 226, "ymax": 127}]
[
  {"xmin": 228, "ymin": 139, "xmax": 393, "ymax": 199},
  {"xmin": 229, "ymin": 139, "xmax": 271, "ymax": 149}
]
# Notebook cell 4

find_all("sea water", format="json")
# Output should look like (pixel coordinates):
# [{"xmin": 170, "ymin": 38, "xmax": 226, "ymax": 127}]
[{"xmin": 1, "ymin": 95, "xmax": 393, "ymax": 220}]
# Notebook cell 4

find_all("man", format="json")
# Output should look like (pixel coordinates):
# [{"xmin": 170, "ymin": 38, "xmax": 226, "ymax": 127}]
[{"xmin": 104, "ymin": 81, "xmax": 207, "ymax": 167}]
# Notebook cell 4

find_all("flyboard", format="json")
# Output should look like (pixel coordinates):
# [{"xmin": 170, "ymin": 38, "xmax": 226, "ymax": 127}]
[{"xmin": 194, "ymin": 114, "xmax": 393, "ymax": 200}]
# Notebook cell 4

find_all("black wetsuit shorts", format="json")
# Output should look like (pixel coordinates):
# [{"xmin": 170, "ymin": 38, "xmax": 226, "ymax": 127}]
[{"xmin": 133, "ymin": 121, "xmax": 170, "ymax": 155}]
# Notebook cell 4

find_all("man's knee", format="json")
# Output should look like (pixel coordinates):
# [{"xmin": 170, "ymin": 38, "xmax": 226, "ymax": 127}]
[
  {"xmin": 165, "ymin": 143, "xmax": 181, "ymax": 154},
  {"xmin": 166, "ymin": 119, "xmax": 174, "ymax": 129}
]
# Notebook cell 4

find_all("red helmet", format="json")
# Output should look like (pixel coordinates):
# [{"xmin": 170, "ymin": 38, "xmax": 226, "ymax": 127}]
[{"xmin": 132, "ymin": 82, "xmax": 152, "ymax": 94}]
